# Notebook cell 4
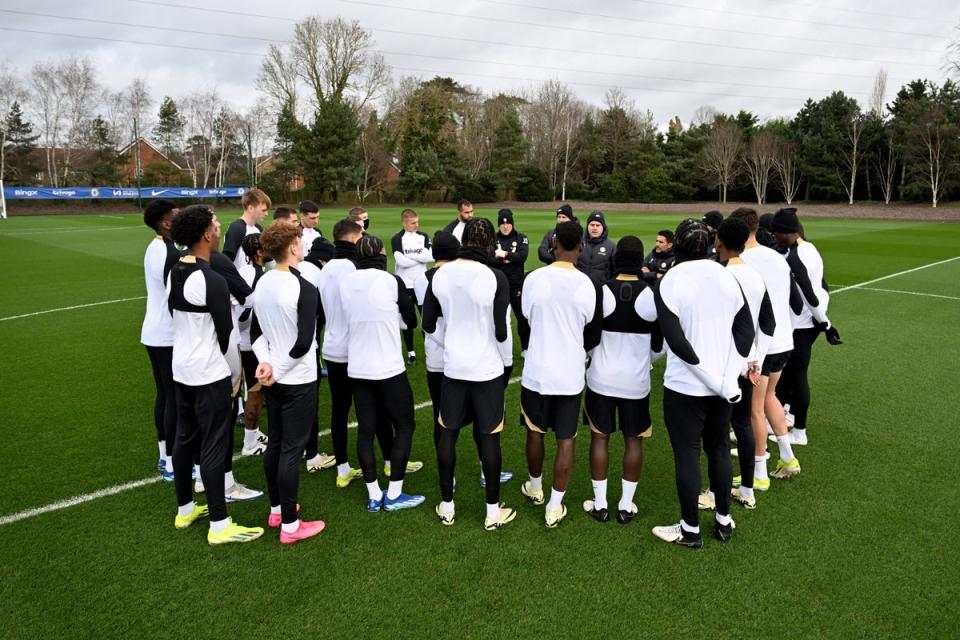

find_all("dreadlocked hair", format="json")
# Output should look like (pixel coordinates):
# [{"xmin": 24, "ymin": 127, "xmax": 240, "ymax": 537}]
[
  {"xmin": 674, "ymin": 218, "xmax": 711, "ymax": 260},
  {"xmin": 355, "ymin": 234, "xmax": 384, "ymax": 258},
  {"xmin": 462, "ymin": 217, "xmax": 495, "ymax": 252}
]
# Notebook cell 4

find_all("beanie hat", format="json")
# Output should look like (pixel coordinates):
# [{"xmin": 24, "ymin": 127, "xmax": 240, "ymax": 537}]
[
  {"xmin": 703, "ymin": 210, "xmax": 724, "ymax": 230},
  {"xmin": 587, "ymin": 210, "xmax": 605, "ymax": 226},
  {"xmin": 674, "ymin": 218, "xmax": 711, "ymax": 260},
  {"xmin": 759, "ymin": 212, "xmax": 775, "ymax": 231},
  {"xmin": 306, "ymin": 236, "xmax": 335, "ymax": 264},
  {"xmin": 498, "ymin": 208, "xmax": 514, "ymax": 226},
  {"xmin": 772, "ymin": 208, "xmax": 801, "ymax": 234},
  {"xmin": 614, "ymin": 235, "xmax": 645, "ymax": 275},
  {"xmin": 556, "ymin": 203, "xmax": 577, "ymax": 223},
  {"xmin": 432, "ymin": 231, "xmax": 460, "ymax": 261}
]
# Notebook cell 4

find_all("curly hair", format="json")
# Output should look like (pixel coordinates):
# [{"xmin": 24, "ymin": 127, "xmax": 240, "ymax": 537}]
[
  {"xmin": 554, "ymin": 220, "xmax": 584, "ymax": 251},
  {"xmin": 260, "ymin": 223, "xmax": 300, "ymax": 261},
  {"xmin": 170, "ymin": 204, "xmax": 214, "ymax": 248},
  {"xmin": 143, "ymin": 199, "xmax": 177, "ymax": 232},
  {"xmin": 241, "ymin": 233, "xmax": 262, "ymax": 264}
]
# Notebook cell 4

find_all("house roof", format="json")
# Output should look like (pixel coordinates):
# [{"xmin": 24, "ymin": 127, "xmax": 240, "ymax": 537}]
[{"xmin": 118, "ymin": 138, "xmax": 183, "ymax": 171}]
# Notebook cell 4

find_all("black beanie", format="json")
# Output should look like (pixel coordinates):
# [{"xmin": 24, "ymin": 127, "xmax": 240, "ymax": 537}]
[
  {"xmin": 587, "ymin": 210, "xmax": 605, "ymax": 226},
  {"xmin": 674, "ymin": 218, "xmax": 711, "ymax": 260},
  {"xmin": 556, "ymin": 203, "xmax": 577, "ymax": 223},
  {"xmin": 306, "ymin": 236, "xmax": 335, "ymax": 264},
  {"xmin": 759, "ymin": 213, "xmax": 775, "ymax": 231},
  {"xmin": 432, "ymin": 231, "xmax": 460, "ymax": 261},
  {"xmin": 614, "ymin": 235, "xmax": 645, "ymax": 275},
  {"xmin": 703, "ymin": 210, "xmax": 724, "ymax": 230},
  {"xmin": 772, "ymin": 208, "xmax": 800, "ymax": 233},
  {"xmin": 498, "ymin": 208, "xmax": 514, "ymax": 226}
]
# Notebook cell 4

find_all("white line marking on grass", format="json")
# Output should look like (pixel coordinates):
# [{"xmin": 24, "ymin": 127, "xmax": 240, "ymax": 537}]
[
  {"xmin": 0, "ymin": 225, "xmax": 139, "ymax": 236},
  {"xmin": 0, "ymin": 377, "xmax": 525, "ymax": 526},
  {"xmin": 0, "ymin": 296, "xmax": 146, "ymax": 322},
  {"xmin": 853, "ymin": 287, "xmax": 960, "ymax": 301},
  {"xmin": 99, "ymin": 215, "xmax": 126, "ymax": 220},
  {"xmin": 832, "ymin": 256, "xmax": 960, "ymax": 295}
]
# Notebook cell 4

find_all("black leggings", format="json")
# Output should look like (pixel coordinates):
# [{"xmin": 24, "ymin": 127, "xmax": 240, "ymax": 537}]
[
  {"xmin": 401, "ymin": 289, "xmax": 417, "ymax": 352},
  {"xmin": 729, "ymin": 376, "xmax": 755, "ymax": 488},
  {"xmin": 304, "ymin": 352, "xmax": 323, "ymax": 460},
  {"xmin": 777, "ymin": 327, "xmax": 819, "ymax": 431},
  {"xmin": 328, "ymin": 361, "xmax": 394, "ymax": 465},
  {"xmin": 663, "ymin": 388, "xmax": 734, "ymax": 527},
  {"xmin": 352, "ymin": 372, "xmax": 416, "ymax": 483},
  {"xmin": 173, "ymin": 378, "xmax": 233, "ymax": 521},
  {"xmin": 146, "ymin": 346, "xmax": 176, "ymax": 456},
  {"xmin": 263, "ymin": 381, "xmax": 317, "ymax": 524},
  {"xmin": 438, "ymin": 429, "xmax": 503, "ymax": 504},
  {"xmin": 510, "ymin": 287, "xmax": 530, "ymax": 351}
]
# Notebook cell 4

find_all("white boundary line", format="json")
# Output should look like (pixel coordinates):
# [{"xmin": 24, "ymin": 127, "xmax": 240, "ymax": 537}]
[
  {"xmin": 0, "ymin": 225, "xmax": 139, "ymax": 236},
  {"xmin": 831, "ymin": 256, "xmax": 959, "ymax": 295},
  {"xmin": 854, "ymin": 287, "xmax": 960, "ymax": 301},
  {"xmin": 0, "ymin": 377, "xmax": 522, "ymax": 526},
  {"xmin": 0, "ymin": 296, "xmax": 146, "ymax": 322}
]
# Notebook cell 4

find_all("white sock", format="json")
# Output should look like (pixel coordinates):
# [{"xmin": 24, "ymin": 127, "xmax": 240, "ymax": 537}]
[
  {"xmin": 528, "ymin": 474, "xmax": 542, "ymax": 491},
  {"xmin": 754, "ymin": 456, "xmax": 769, "ymax": 480},
  {"xmin": 158, "ymin": 441, "xmax": 166, "ymax": 458},
  {"xmin": 337, "ymin": 463, "xmax": 351, "ymax": 478},
  {"xmin": 223, "ymin": 471, "xmax": 235, "ymax": 490},
  {"xmin": 486, "ymin": 502, "xmax": 500, "ymax": 520},
  {"xmin": 716, "ymin": 513, "xmax": 732, "ymax": 527},
  {"xmin": 243, "ymin": 429, "xmax": 258, "ymax": 447},
  {"xmin": 177, "ymin": 501, "xmax": 195, "ymax": 517},
  {"xmin": 547, "ymin": 488, "xmax": 565, "ymax": 510},
  {"xmin": 281, "ymin": 519, "xmax": 300, "ymax": 534},
  {"xmin": 193, "ymin": 464, "xmax": 201, "ymax": 478},
  {"xmin": 209, "ymin": 517, "xmax": 229, "ymax": 533},
  {"xmin": 776, "ymin": 436, "xmax": 795, "ymax": 462},
  {"xmin": 366, "ymin": 481, "xmax": 382, "ymax": 501},
  {"xmin": 408, "ymin": 350, "xmax": 416, "ymax": 357},
  {"xmin": 739, "ymin": 486, "xmax": 754, "ymax": 499},
  {"xmin": 707, "ymin": 490, "xmax": 716, "ymax": 502},
  {"xmin": 164, "ymin": 457, "xmax": 173, "ymax": 473},
  {"xmin": 387, "ymin": 480, "xmax": 403, "ymax": 500},
  {"xmin": 439, "ymin": 500, "xmax": 454, "ymax": 514},
  {"xmin": 306, "ymin": 454, "xmax": 320, "ymax": 465},
  {"xmin": 270, "ymin": 505, "xmax": 281, "ymax": 515},
  {"xmin": 591, "ymin": 479, "xmax": 608, "ymax": 510},
  {"xmin": 619, "ymin": 480, "xmax": 638, "ymax": 511},
  {"xmin": 480, "ymin": 471, "xmax": 486, "ymax": 482},
  {"xmin": 680, "ymin": 519, "xmax": 700, "ymax": 534}
]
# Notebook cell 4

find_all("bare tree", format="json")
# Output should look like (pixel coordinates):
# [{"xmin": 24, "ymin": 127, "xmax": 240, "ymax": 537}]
[
  {"xmin": 258, "ymin": 44, "xmax": 299, "ymax": 114},
  {"xmin": 59, "ymin": 57, "xmax": 99, "ymax": 185},
  {"xmin": 700, "ymin": 118, "xmax": 742, "ymax": 203},
  {"xmin": 31, "ymin": 61, "xmax": 65, "ymax": 187},
  {"xmin": 773, "ymin": 138, "xmax": 802, "ymax": 205},
  {"xmin": 181, "ymin": 90, "xmax": 221, "ymax": 188},
  {"xmin": 875, "ymin": 132, "xmax": 898, "ymax": 205},
  {"xmin": 526, "ymin": 80, "xmax": 583, "ymax": 199},
  {"xmin": 126, "ymin": 77, "xmax": 153, "ymax": 142},
  {"xmin": 870, "ymin": 69, "xmax": 888, "ymax": 118},
  {"xmin": 239, "ymin": 98, "xmax": 275, "ymax": 185},
  {"xmin": 946, "ymin": 24, "xmax": 960, "ymax": 79},
  {"xmin": 0, "ymin": 63, "xmax": 27, "ymax": 185},
  {"xmin": 742, "ymin": 129, "xmax": 777, "ymax": 205},
  {"xmin": 914, "ymin": 105, "xmax": 953, "ymax": 208},
  {"xmin": 837, "ymin": 111, "xmax": 863, "ymax": 205},
  {"xmin": 692, "ymin": 104, "xmax": 717, "ymax": 127}
]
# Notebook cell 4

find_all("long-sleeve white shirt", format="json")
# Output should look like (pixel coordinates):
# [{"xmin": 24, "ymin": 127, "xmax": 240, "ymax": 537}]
[
  {"xmin": 251, "ymin": 267, "xmax": 318, "ymax": 385},
  {"xmin": 741, "ymin": 242, "xmax": 795, "ymax": 355}
]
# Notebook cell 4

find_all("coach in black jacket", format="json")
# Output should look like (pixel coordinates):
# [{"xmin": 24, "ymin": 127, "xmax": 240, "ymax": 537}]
[
  {"xmin": 641, "ymin": 229, "xmax": 676, "ymax": 284},
  {"xmin": 492, "ymin": 208, "xmax": 530, "ymax": 350},
  {"xmin": 538, "ymin": 203, "xmax": 577, "ymax": 264},
  {"xmin": 577, "ymin": 210, "xmax": 616, "ymax": 282}
]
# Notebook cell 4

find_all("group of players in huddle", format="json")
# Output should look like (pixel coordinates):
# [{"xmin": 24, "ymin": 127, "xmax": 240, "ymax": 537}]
[{"xmin": 141, "ymin": 189, "xmax": 840, "ymax": 547}]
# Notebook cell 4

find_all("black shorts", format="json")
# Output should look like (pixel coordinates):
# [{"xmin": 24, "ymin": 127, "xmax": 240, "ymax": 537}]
[
  {"xmin": 438, "ymin": 376, "xmax": 505, "ymax": 435},
  {"xmin": 583, "ymin": 388, "xmax": 652, "ymax": 438},
  {"xmin": 241, "ymin": 350, "xmax": 261, "ymax": 392},
  {"xmin": 520, "ymin": 386, "xmax": 580, "ymax": 440},
  {"xmin": 762, "ymin": 350, "xmax": 792, "ymax": 376}
]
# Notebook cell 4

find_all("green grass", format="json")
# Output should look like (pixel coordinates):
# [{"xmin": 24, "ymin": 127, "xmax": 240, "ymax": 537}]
[{"xmin": 0, "ymin": 208, "xmax": 958, "ymax": 639}]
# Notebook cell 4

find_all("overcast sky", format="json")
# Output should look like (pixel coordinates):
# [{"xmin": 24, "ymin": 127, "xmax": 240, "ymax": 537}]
[{"xmin": 1, "ymin": 0, "xmax": 958, "ymax": 127}]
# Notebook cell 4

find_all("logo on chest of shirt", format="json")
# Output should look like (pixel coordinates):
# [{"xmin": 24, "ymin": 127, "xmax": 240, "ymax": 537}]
[
  {"xmin": 511, "ymin": 241, "xmax": 517, "ymax": 250},
  {"xmin": 599, "ymin": 247, "xmax": 607, "ymax": 254}
]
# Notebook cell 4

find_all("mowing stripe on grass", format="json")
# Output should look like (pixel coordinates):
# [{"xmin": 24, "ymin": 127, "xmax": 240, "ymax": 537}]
[
  {"xmin": 832, "ymin": 255, "xmax": 959, "ymax": 295},
  {"xmin": 854, "ymin": 287, "xmax": 960, "ymax": 301},
  {"xmin": 0, "ymin": 225, "xmax": 139, "ymax": 236},
  {"xmin": 0, "ymin": 378, "xmax": 522, "ymax": 526},
  {"xmin": 0, "ymin": 296, "xmax": 146, "ymax": 322}
]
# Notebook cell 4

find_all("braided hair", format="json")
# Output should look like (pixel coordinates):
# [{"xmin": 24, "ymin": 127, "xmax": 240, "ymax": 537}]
[
  {"xmin": 673, "ymin": 218, "xmax": 711, "ymax": 261},
  {"xmin": 461, "ymin": 217, "xmax": 495, "ymax": 252},
  {"xmin": 355, "ymin": 234, "xmax": 384, "ymax": 258}
]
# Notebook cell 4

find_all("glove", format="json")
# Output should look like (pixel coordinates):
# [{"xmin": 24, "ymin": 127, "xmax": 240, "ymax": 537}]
[{"xmin": 824, "ymin": 325, "xmax": 842, "ymax": 345}]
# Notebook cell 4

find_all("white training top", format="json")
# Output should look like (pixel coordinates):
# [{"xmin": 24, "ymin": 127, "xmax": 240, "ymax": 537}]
[
  {"xmin": 251, "ymin": 267, "xmax": 318, "ymax": 385},
  {"xmin": 167, "ymin": 257, "xmax": 233, "ymax": 386},
  {"xmin": 789, "ymin": 240, "xmax": 830, "ymax": 329},
  {"xmin": 300, "ymin": 227, "xmax": 320, "ymax": 257},
  {"xmin": 222, "ymin": 218, "xmax": 262, "ymax": 272},
  {"xmin": 316, "ymin": 258, "xmax": 357, "ymax": 364},
  {"xmin": 339, "ymin": 268, "xmax": 408, "ymax": 381},
  {"xmin": 656, "ymin": 259, "xmax": 752, "ymax": 401},
  {"xmin": 741, "ymin": 242, "xmax": 794, "ymax": 354},
  {"xmin": 237, "ymin": 264, "xmax": 262, "ymax": 352},
  {"xmin": 141, "ymin": 236, "xmax": 177, "ymax": 347},
  {"xmin": 521, "ymin": 262, "xmax": 598, "ymax": 396},
  {"xmin": 414, "ymin": 267, "xmax": 445, "ymax": 373},
  {"xmin": 296, "ymin": 259, "xmax": 322, "ymax": 288},
  {"xmin": 727, "ymin": 259, "xmax": 773, "ymax": 367},
  {"xmin": 424, "ymin": 258, "xmax": 510, "ymax": 382},
  {"xmin": 450, "ymin": 220, "xmax": 466, "ymax": 243},
  {"xmin": 586, "ymin": 280, "xmax": 658, "ymax": 400},
  {"xmin": 392, "ymin": 230, "xmax": 433, "ymax": 288}
]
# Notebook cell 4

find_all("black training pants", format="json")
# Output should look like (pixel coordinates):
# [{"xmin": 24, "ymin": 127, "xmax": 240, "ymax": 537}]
[
  {"xmin": 663, "ymin": 387, "xmax": 734, "ymax": 528},
  {"xmin": 327, "ymin": 360, "xmax": 394, "ymax": 465},
  {"xmin": 263, "ymin": 381, "xmax": 317, "ymax": 525},
  {"xmin": 352, "ymin": 372, "xmax": 416, "ymax": 483},
  {"xmin": 173, "ymin": 377, "xmax": 233, "ymax": 522},
  {"xmin": 729, "ymin": 376, "xmax": 755, "ymax": 489},
  {"xmin": 427, "ymin": 370, "xmax": 444, "ymax": 449},
  {"xmin": 777, "ymin": 327, "xmax": 819, "ymax": 431},
  {"xmin": 510, "ymin": 287, "xmax": 530, "ymax": 351},
  {"xmin": 146, "ymin": 346, "xmax": 176, "ymax": 456}
]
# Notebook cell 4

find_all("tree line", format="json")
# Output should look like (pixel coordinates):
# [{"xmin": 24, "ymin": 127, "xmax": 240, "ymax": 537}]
[{"xmin": 2, "ymin": 16, "xmax": 959, "ymax": 207}]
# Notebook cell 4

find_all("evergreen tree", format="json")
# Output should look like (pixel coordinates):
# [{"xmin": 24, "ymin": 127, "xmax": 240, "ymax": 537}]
[
  {"xmin": 2, "ymin": 101, "xmax": 40, "ymax": 182},
  {"xmin": 490, "ymin": 104, "xmax": 529, "ymax": 199},
  {"xmin": 153, "ymin": 97, "xmax": 184, "ymax": 160}
]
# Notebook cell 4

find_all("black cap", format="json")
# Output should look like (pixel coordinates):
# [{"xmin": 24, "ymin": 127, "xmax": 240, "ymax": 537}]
[
  {"xmin": 703, "ymin": 210, "xmax": 724, "ymax": 230},
  {"xmin": 299, "ymin": 200, "xmax": 319, "ymax": 213},
  {"xmin": 772, "ymin": 208, "xmax": 801, "ymax": 234},
  {"xmin": 498, "ymin": 208, "xmax": 514, "ymax": 226},
  {"xmin": 587, "ymin": 210, "xmax": 605, "ymax": 226},
  {"xmin": 432, "ymin": 231, "xmax": 460, "ymax": 261},
  {"xmin": 556, "ymin": 204, "xmax": 576, "ymax": 222}
]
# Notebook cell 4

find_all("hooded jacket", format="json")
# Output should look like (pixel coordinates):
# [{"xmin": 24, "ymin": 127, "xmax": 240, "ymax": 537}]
[
  {"xmin": 641, "ymin": 247, "xmax": 676, "ymax": 284},
  {"xmin": 577, "ymin": 214, "xmax": 616, "ymax": 282},
  {"xmin": 493, "ymin": 228, "xmax": 529, "ymax": 288}
]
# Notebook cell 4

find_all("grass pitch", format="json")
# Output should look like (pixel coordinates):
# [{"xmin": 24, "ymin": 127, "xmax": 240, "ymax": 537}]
[{"xmin": 0, "ymin": 207, "xmax": 958, "ymax": 639}]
